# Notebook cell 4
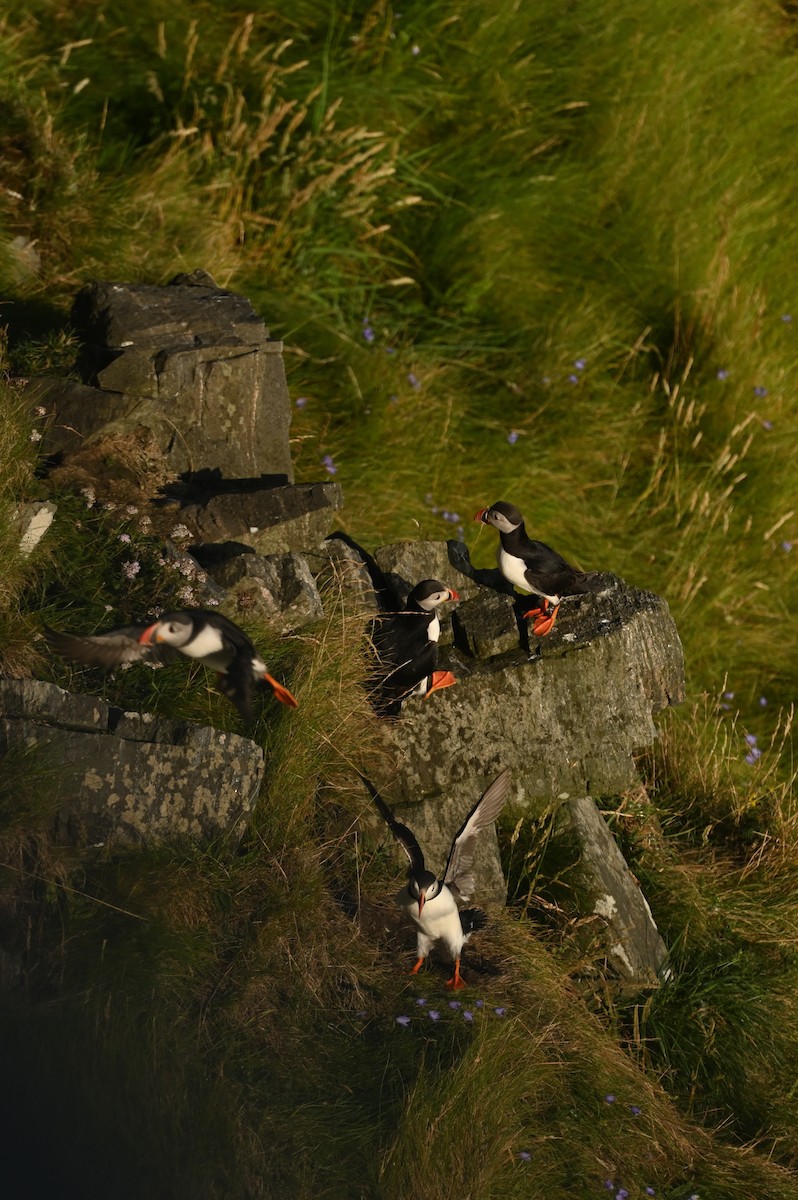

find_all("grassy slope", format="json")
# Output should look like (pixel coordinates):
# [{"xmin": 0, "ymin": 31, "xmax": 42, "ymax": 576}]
[{"xmin": 2, "ymin": 1, "xmax": 798, "ymax": 1196}]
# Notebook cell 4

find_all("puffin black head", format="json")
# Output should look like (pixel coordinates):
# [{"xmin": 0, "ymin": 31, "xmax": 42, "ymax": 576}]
[
  {"xmin": 408, "ymin": 868, "xmax": 441, "ymax": 914},
  {"xmin": 474, "ymin": 501, "xmax": 524, "ymax": 534},
  {"xmin": 407, "ymin": 579, "xmax": 460, "ymax": 611}
]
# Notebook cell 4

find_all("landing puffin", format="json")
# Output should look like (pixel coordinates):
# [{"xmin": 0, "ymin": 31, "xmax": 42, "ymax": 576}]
[
  {"xmin": 474, "ymin": 500, "xmax": 591, "ymax": 635},
  {"xmin": 44, "ymin": 609, "xmax": 298, "ymax": 724},
  {"xmin": 369, "ymin": 579, "xmax": 458, "ymax": 716},
  {"xmin": 360, "ymin": 767, "xmax": 512, "ymax": 989}
]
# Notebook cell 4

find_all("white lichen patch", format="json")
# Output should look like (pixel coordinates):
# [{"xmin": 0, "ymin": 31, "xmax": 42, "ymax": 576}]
[{"xmin": 593, "ymin": 893, "xmax": 618, "ymax": 921}]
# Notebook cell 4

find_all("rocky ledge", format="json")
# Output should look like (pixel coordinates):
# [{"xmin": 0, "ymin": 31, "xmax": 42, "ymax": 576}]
[{"xmin": 0, "ymin": 678, "xmax": 264, "ymax": 848}]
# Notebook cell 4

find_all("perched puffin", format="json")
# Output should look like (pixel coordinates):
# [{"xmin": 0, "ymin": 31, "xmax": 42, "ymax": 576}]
[
  {"xmin": 44, "ymin": 609, "xmax": 298, "ymax": 723},
  {"xmin": 474, "ymin": 500, "xmax": 591, "ymax": 635},
  {"xmin": 369, "ymin": 578, "xmax": 459, "ymax": 716},
  {"xmin": 361, "ymin": 767, "xmax": 512, "ymax": 988}
]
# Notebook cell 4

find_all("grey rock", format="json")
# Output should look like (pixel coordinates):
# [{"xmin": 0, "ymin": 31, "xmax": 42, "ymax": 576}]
[
  {"xmin": 306, "ymin": 536, "xmax": 380, "ymax": 613},
  {"xmin": 380, "ymin": 574, "xmax": 685, "ymax": 919},
  {"xmin": 452, "ymin": 591, "xmax": 519, "ymax": 659},
  {"xmin": 386, "ymin": 575, "xmax": 683, "ymax": 801},
  {"xmin": 24, "ymin": 376, "xmax": 127, "ymax": 458},
  {"xmin": 214, "ymin": 552, "xmax": 324, "ymax": 632},
  {"xmin": 184, "ymin": 482, "xmax": 343, "ymax": 554},
  {"xmin": 160, "ymin": 539, "xmax": 227, "ymax": 607},
  {"xmin": 561, "ymin": 796, "xmax": 669, "ymax": 986},
  {"xmin": 14, "ymin": 501, "xmax": 57, "ymax": 557},
  {"xmin": 0, "ymin": 678, "xmax": 264, "ymax": 848},
  {"xmin": 54, "ymin": 277, "xmax": 294, "ymax": 480},
  {"xmin": 373, "ymin": 539, "xmax": 481, "ymax": 604},
  {"xmin": 0, "ymin": 678, "xmax": 108, "ymax": 732}
]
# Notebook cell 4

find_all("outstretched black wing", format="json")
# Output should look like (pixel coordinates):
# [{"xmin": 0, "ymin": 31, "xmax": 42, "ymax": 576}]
[
  {"xmin": 44, "ymin": 625, "xmax": 179, "ymax": 669},
  {"xmin": 359, "ymin": 773, "xmax": 425, "ymax": 875}
]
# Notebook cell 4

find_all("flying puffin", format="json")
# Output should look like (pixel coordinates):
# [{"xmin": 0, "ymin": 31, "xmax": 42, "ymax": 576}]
[
  {"xmin": 361, "ymin": 767, "xmax": 512, "ymax": 989},
  {"xmin": 370, "ymin": 578, "xmax": 459, "ymax": 716},
  {"xmin": 474, "ymin": 500, "xmax": 591, "ymax": 635},
  {"xmin": 44, "ymin": 608, "xmax": 298, "ymax": 723}
]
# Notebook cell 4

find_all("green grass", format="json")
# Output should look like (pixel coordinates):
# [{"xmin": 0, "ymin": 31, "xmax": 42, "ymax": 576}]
[{"xmin": 2, "ymin": 0, "xmax": 798, "ymax": 1195}]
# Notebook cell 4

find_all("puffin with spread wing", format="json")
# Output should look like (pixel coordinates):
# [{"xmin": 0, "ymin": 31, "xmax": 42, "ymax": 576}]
[{"xmin": 361, "ymin": 767, "xmax": 512, "ymax": 988}]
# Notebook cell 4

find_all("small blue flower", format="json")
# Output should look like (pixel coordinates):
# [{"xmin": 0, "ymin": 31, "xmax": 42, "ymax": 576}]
[
  {"xmin": 363, "ymin": 326, "xmax": 375, "ymax": 343},
  {"xmin": 754, "ymin": 385, "xmax": 768, "ymax": 398},
  {"xmin": 567, "ymin": 373, "xmax": 579, "ymax": 384},
  {"xmin": 645, "ymin": 1189, "xmax": 656, "ymax": 1197},
  {"xmin": 493, "ymin": 1006, "xmax": 506, "ymax": 1017},
  {"xmin": 602, "ymin": 1183, "xmax": 614, "ymax": 1193},
  {"xmin": 517, "ymin": 1150, "xmax": 532, "ymax": 1162},
  {"xmin": 782, "ymin": 541, "xmax": 793, "ymax": 553},
  {"xmin": 475, "ymin": 999, "xmax": 484, "ymax": 1008},
  {"xmin": 745, "ymin": 733, "xmax": 758, "ymax": 747},
  {"xmin": 507, "ymin": 430, "xmax": 519, "ymax": 445},
  {"xmin": 745, "ymin": 748, "xmax": 762, "ymax": 764},
  {"xmin": 416, "ymin": 997, "xmax": 427, "ymax": 1006},
  {"xmin": 759, "ymin": 695, "xmax": 768, "ymax": 707},
  {"xmin": 396, "ymin": 1014, "xmax": 411, "ymax": 1027},
  {"xmin": 724, "ymin": 691, "xmax": 735, "ymax": 700},
  {"xmin": 719, "ymin": 703, "xmax": 731, "ymax": 711},
  {"xmin": 428, "ymin": 1010, "xmax": 440, "ymax": 1021},
  {"xmin": 604, "ymin": 1094, "xmax": 616, "ymax": 1104},
  {"xmin": 449, "ymin": 1000, "xmax": 461, "ymax": 1009},
  {"xmin": 411, "ymin": 43, "xmax": 420, "ymax": 55},
  {"xmin": 385, "ymin": 346, "xmax": 397, "ymax": 355},
  {"xmin": 781, "ymin": 314, "xmax": 793, "ymax": 322},
  {"xmin": 716, "ymin": 368, "xmax": 730, "ymax": 380},
  {"xmin": 463, "ymin": 1010, "xmax": 474, "ymax": 1022},
  {"xmin": 295, "ymin": 396, "xmax": 308, "ymax": 409},
  {"xmin": 629, "ymin": 1105, "xmax": 641, "ymax": 1116},
  {"xmin": 574, "ymin": 358, "xmax": 586, "ymax": 370},
  {"xmin": 408, "ymin": 372, "xmax": 421, "ymax": 390},
  {"xmin": 762, "ymin": 419, "xmax": 773, "ymax": 430},
  {"xmin": 322, "ymin": 454, "xmax": 337, "ymax": 475},
  {"xmin": 616, "ymin": 1190, "xmax": 629, "ymax": 1200}
]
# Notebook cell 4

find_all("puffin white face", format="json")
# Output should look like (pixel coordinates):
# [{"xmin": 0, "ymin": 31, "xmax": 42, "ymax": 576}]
[
  {"xmin": 154, "ymin": 617, "xmax": 194, "ymax": 648},
  {"xmin": 409, "ymin": 872, "xmax": 441, "ymax": 913},
  {"xmin": 417, "ymin": 587, "xmax": 455, "ymax": 611},
  {"xmin": 485, "ymin": 506, "xmax": 522, "ymax": 534}
]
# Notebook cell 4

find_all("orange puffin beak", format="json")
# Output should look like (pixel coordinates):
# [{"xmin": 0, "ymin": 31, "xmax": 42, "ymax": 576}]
[
  {"xmin": 474, "ymin": 507, "xmax": 489, "ymax": 524},
  {"xmin": 446, "ymin": 588, "xmax": 460, "ymax": 602},
  {"xmin": 417, "ymin": 890, "xmax": 426, "ymax": 916},
  {"xmin": 262, "ymin": 671, "xmax": 299, "ymax": 708},
  {"xmin": 424, "ymin": 671, "xmax": 456, "ymax": 699},
  {"xmin": 138, "ymin": 622, "xmax": 160, "ymax": 645}
]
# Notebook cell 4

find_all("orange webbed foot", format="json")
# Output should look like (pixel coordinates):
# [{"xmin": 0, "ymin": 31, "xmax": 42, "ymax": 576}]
[
  {"xmin": 532, "ymin": 604, "xmax": 559, "ymax": 636},
  {"xmin": 445, "ymin": 959, "xmax": 467, "ymax": 989},
  {"xmin": 409, "ymin": 957, "xmax": 425, "ymax": 976}
]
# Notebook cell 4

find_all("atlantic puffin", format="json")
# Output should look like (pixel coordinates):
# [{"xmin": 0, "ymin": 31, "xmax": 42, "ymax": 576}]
[
  {"xmin": 474, "ymin": 500, "xmax": 591, "ymax": 635},
  {"xmin": 44, "ymin": 609, "xmax": 298, "ymax": 723},
  {"xmin": 370, "ymin": 579, "xmax": 459, "ymax": 716},
  {"xmin": 361, "ymin": 767, "xmax": 512, "ymax": 988}
]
